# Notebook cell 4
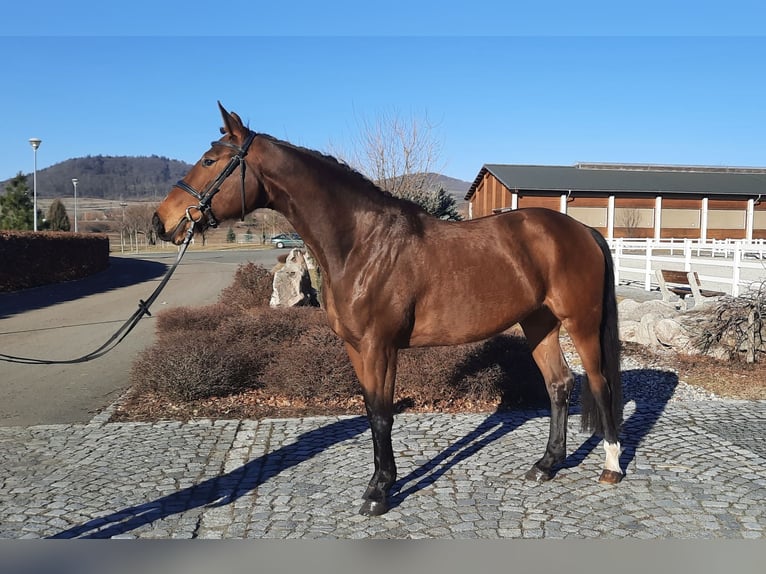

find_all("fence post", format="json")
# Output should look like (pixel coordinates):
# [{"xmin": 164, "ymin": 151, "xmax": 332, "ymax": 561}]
[
  {"xmin": 645, "ymin": 239, "xmax": 653, "ymax": 291},
  {"xmin": 684, "ymin": 239, "xmax": 692, "ymax": 271},
  {"xmin": 612, "ymin": 238, "xmax": 621, "ymax": 286},
  {"xmin": 732, "ymin": 241, "xmax": 742, "ymax": 297}
]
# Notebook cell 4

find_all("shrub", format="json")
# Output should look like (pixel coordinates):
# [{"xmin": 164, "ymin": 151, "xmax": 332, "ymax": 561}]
[
  {"xmin": 155, "ymin": 302, "xmax": 237, "ymax": 336},
  {"xmin": 263, "ymin": 321, "xmax": 357, "ymax": 401},
  {"xmin": 131, "ymin": 264, "xmax": 551, "ymax": 411},
  {"xmin": 396, "ymin": 335, "xmax": 548, "ymax": 410},
  {"xmin": 218, "ymin": 262, "xmax": 274, "ymax": 311},
  {"xmin": 688, "ymin": 279, "xmax": 765, "ymax": 363},
  {"xmin": 0, "ymin": 231, "xmax": 109, "ymax": 291},
  {"xmin": 131, "ymin": 331, "xmax": 269, "ymax": 401}
]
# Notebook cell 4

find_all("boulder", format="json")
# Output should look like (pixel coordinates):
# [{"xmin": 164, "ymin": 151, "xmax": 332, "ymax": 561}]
[
  {"xmin": 637, "ymin": 313, "xmax": 662, "ymax": 346},
  {"xmin": 654, "ymin": 318, "xmax": 690, "ymax": 350},
  {"xmin": 618, "ymin": 320, "xmax": 640, "ymax": 343},
  {"xmin": 617, "ymin": 298, "xmax": 642, "ymax": 322},
  {"xmin": 618, "ymin": 298, "xmax": 677, "ymax": 322},
  {"xmin": 270, "ymin": 248, "xmax": 319, "ymax": 308}
]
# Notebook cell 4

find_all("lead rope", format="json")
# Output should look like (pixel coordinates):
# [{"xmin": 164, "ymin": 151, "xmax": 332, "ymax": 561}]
[{"xmin": 0, "ymin": 222, "xmax": 196, "ymax": 365}]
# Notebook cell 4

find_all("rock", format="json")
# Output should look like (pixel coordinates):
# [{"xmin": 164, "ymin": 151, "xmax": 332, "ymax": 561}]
[
  {"xmin": 619, "ymin": 320, "xmax": 640, "ymax": 343},
  {"xmin": 617, "ymin": 299, "xmax": 642, "ymax": 322},
  {"xmin": 637, "ymin": 313, "xmax": 662, "ymax": 346},
  {"xmin": 270, "ymin": 249, "xmax": 319, "ymax": 308},
  {"xmin": 641, "ymin": 299, "xmax": 680, "ymax": 319},
  {"xmin": 618, "ymin": 298, "xmax": 678, "ymax": 322},
  {"xmin": 654, "ymin": 318, "xmax": 690, "ymax": 350}
]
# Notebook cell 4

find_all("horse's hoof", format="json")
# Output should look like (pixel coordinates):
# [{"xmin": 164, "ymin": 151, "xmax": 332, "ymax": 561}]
[
  {"xmin": 524, "ymin": 465, "xmax": 552, "ymax": 482},
  {"xmin": 359, "ymin": 500, "xmax": 388, "ymax": 516},
  {"xmin": 598, "ymin": 469, "xmax": 624, "ymax": 484}
]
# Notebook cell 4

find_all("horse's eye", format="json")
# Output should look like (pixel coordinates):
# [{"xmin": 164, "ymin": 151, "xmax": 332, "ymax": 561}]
[{"xmin": 202, "ymin": 158, "xmax": 216, "ymax": 167}]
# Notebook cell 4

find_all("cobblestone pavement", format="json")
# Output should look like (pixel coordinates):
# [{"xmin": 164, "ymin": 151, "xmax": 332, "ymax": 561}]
[{"xmin": 0, "ymin": 398, "xmax": 764, "ymax": 539}]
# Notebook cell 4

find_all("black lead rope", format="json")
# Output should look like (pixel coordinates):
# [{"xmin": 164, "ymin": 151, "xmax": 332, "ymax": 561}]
[{"xmin": 0, "ymin": 223, "xmax": 196, "ymax": 365}]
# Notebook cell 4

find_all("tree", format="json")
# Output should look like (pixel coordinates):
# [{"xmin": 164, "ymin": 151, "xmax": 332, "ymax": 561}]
[
  {"xmin": 337, "ymin": 109, "xmax": 461, "ymax": 221},
  {"xmin": 46, "ymin": 199, "xmax": 71, "ymax": 231},
  {"xmin": 122, "ymin": 202, "xmax": 158, "ymax": 251},
  {"xmin": 419, "ymin": 187, "xmax": 462, "ymax": 221},
  {"xmin": 617, "ymin": 207, "xmax": 642, "ymax": 237},
  {"xmin": 0, "ymin": 172, "xmax": 41, "ymax": 230}
]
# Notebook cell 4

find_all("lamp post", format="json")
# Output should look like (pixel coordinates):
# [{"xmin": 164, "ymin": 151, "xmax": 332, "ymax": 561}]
[
  {"xmin": 29, "ymin": 138, "xmax": 42, "ymax": 231},
  {"xmin": 71, "ymin": 178, "xmax": 79, "ymax": 232}
]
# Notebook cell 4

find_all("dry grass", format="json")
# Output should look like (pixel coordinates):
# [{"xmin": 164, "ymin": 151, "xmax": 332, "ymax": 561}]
[{"xmin": 114, "ymin": 264, "xmax": 765, "ymax": 423}]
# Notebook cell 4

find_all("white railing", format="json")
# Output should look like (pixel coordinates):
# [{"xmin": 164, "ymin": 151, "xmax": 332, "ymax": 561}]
[{"xmin": 608, "ymin": 238, "xmax": 766, "ymax": 296}]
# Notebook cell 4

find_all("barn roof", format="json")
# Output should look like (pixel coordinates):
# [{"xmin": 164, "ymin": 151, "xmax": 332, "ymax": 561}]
[{"xmin": 465, "ymin": 163, "xmax": 766, "ymax": 201}]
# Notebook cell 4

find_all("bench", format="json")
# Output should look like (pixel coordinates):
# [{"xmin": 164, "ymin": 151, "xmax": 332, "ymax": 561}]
[{"xmin": 656, "ymin": 269, "xmax": 726, "ymax": 310}]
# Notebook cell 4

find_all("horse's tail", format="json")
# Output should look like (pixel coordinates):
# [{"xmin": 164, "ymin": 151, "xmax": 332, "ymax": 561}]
[{"xmin": 580, "ymin": 228, "xmax": 623, "ymax": 436}]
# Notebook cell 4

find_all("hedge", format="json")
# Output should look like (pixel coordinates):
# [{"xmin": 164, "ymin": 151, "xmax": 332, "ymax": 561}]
[{"xmin": 0, "ymin": 231, "xmax": 110, "ymax": 292}]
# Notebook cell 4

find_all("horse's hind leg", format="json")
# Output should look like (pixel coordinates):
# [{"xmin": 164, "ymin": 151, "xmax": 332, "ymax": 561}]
[
  {"xmin": 565, "ymin": 324, "xmax": 623, "ymax": 484},
  {"xmin": 521, "ymin": 310, "xmax": 575, "ymax": 482}
]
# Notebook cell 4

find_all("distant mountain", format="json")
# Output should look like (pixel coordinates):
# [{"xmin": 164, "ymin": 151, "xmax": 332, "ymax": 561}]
[
  {"xmin": 430, "ymin": 173, "xmax": 472, "ymax": 197},
  {"xmin": 3, "ymin": 155, "xmax": 193, "ymax": 201},
  {"xmin": 2, "ymin": 156, "xmax": 473, "ymax": 206}
]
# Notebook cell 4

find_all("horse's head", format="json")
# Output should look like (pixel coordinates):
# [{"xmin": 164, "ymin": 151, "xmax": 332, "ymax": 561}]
[{"xmin": 153, "ymin": 102, "xmax": 263, "ymax": 244}]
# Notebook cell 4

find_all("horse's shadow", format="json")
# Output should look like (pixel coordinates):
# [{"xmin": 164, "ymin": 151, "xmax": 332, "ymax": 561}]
[
  {"xmin": 50, "ymin": 340, "xmax": 676, "ymax": 538},
  {"xmin": 388, "ymin": 369, "xmax": 677, "ymax": 510},
  {"xmin": 50, "ymin": 416, "xmax": 370, "ymax": 539}
]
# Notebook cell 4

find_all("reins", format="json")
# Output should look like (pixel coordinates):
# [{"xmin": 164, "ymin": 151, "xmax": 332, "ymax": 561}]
[
  {"xmin": 0, "ymin": 223, "xmax": 197, "ymax": 365},
  {"xmin": 1, "ymin": 129, "xmax": 256, "ymax": 366}
]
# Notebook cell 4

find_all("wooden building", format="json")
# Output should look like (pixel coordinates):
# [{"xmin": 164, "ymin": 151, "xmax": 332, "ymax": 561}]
[{"xmin": 465, "ymin": 163, "xmax": 766, "ymax": 240}]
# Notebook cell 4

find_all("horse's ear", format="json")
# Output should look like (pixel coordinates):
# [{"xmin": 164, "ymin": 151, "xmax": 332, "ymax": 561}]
[{"xmin": 217, "ymin": 101, "xmax": 246, "ymax": 139}]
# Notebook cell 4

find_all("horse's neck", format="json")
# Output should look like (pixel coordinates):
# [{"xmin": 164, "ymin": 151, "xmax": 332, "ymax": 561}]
[{"xmin": 258, "ymin": 144, "xmax": 373, "ymax": 277}]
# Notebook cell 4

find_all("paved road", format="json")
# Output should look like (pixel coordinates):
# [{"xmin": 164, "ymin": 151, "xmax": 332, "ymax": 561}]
[
  {"xmin": 0, "ymin": 399, "xmax": 763, "ymax": 539},
  {"xmin": 0, "ymin": 248, "xmax": 280, "ymax": 427}
]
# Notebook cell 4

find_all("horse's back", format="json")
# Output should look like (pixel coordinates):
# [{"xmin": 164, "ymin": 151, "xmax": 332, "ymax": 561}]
[{"xmin": 403, "ymin": 208, "xmax": 604, "ymax": 346}]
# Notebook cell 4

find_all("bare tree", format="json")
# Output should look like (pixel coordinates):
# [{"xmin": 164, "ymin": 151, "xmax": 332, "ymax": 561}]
[
  {"xmin": 334, "ymin": 109, "xmax": 460, "ymax": 219},
  {"xmin": 617, "ymin": 207, "xmax": 642, "ymax": 238},
  {"xmin": 122, "ymin": 203, "xmax": 158, "ymax": 252}
]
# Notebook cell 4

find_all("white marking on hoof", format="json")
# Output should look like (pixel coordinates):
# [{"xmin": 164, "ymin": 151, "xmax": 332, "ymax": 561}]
[{"xmin": 604, "ymin": 440, "xmax": 621, "ymax": 473}]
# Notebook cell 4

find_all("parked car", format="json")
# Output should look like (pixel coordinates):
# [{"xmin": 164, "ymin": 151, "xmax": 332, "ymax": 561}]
[{"xmin": 270, "ymin": 233, "xmax": 304, "ymax": 249}]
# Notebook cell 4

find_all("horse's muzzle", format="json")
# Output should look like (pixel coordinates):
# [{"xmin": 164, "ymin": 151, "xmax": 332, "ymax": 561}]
[{"xmin": 152, "ymin": 212, "xmax": 173, "ymax": 243}]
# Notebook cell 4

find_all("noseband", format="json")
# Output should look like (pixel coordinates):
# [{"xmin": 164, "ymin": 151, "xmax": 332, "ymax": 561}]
[{"xmin": 173, "ymin": 130, "xmax": 257, "ymax": 229}]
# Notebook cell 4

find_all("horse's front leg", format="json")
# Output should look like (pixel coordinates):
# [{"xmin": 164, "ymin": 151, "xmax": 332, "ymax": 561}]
[
  {"xmin": 522, "ymin": 317, "xmax": 574, "ymax": 481},
  {"xmin": 345, "ymin": 341, "xmax": 398, "ymax": 516}
]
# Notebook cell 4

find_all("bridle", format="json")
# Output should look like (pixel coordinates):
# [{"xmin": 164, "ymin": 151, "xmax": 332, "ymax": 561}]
[{"xmin": 172, "ymin": 129, "xmax": 257, "ymax": 231}]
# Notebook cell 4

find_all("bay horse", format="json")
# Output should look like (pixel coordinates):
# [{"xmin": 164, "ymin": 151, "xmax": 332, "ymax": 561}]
[{"xmin": 153, "ymin": 103, "xmax": 623, "ymax": 516}]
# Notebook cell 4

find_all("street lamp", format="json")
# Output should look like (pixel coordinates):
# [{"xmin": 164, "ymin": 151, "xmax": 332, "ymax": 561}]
[
  {"xmin": 71, "ymin": 178, "xmax": 79, "ymax": 232},
  {"xmin": 29, "ymin": 138, "xmax": 42, "ymax": 231}
]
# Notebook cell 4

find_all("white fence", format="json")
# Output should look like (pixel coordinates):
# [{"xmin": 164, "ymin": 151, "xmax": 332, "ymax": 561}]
[{"xmin": 608, "ymin": 238, "xmax": 766, "ymax": 296}]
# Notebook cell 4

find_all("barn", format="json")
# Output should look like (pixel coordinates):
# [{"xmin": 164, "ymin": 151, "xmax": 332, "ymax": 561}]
[{"xmin": 465, "ymin": 163, "xmax": 766, "ymax": 241}]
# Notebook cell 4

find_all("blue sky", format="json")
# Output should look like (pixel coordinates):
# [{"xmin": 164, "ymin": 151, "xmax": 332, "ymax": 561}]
[{"xmin": 2, "ymin": 2, "xmax": 765, "ymax": 184}]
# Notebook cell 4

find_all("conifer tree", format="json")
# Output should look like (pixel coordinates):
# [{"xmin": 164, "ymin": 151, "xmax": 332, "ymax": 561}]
[
  {"xmin": 46, "ymin": 199, "xmax": 71, "ymax": 231},
  {"xmin": 0, "ymin": 172, "xmax": 41, "ymax": 230}
]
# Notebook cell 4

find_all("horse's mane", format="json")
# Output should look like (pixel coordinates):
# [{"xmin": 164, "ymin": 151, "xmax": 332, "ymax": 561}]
[{"xmin": 257, "ymin": 132, "xmax": 411, "ymax": 206}]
